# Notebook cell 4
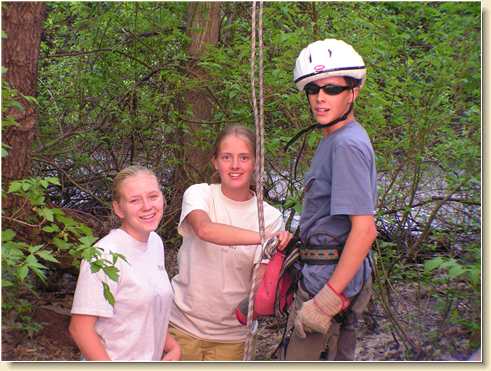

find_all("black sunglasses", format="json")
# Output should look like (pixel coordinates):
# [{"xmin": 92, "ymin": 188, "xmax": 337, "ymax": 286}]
[{"xmin": 304, "ymin": 83, "xmax": 352, "ymax": 96}]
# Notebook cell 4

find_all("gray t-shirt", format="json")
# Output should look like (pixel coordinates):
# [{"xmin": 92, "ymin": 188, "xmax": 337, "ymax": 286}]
[{"xmin": 299, "ymin": 121, "xmax": 377, "ymax": 297}]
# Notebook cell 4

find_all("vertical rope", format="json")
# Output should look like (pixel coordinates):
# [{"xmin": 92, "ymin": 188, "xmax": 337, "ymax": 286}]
[
  {"xmin": 258, "ymin": 2, "xmax": 265, "ymax": 233},
  {"xmin": 243, "ymin": 0, "xmax": 265, "ymax": 361}
]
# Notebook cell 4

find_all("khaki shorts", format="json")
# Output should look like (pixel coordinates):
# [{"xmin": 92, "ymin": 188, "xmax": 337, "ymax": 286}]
[{"xmin": 168, "ymin": 324, "xmax": 247, "ymax": 361}]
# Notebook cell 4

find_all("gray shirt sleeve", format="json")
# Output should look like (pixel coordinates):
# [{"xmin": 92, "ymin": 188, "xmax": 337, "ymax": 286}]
[{"xmin": 331, "ymin": 142, "xmax": 376, "ymax": 216}]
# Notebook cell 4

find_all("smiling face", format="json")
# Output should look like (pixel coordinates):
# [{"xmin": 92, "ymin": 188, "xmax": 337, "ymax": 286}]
[
  {"xmin": 307, "ymin": 76, "xmax": 359, "ymax": 134},
  {"xmin": 112, "ymin": 172, "xmax": 165, "ymax": 242},
  {"xmin": 212, "ymin": 134, "xmax": 255, "ymax": 201}
]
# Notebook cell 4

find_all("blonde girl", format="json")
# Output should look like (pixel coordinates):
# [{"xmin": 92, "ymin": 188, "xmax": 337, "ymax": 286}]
[{"xmin": 69, "ymin": 165, "xmax": 180, "ymax": 361}]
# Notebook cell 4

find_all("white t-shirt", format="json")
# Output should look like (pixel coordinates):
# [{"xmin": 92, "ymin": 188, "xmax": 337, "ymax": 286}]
[
  {"xmin": 71, "ymin": 228, "xmax": 173, "ymax": 361},
  {"xmin": 170, "ymin": 183, "xmax": 284, "ymax": 342}
]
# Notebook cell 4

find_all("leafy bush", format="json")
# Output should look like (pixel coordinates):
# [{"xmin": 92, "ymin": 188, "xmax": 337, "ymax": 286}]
[
  {"xmin": 2, "ymin": 176, "xmax": 125, "ymax": 335},
  {"xmin": 423, "ymin": 245, "xmax": 480, "ymax": 347}
]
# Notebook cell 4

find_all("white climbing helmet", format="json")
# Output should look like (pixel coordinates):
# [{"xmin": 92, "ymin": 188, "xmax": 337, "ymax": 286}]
[{"xmin": 293, "ymin": 39, "xmax": 366, "ymax": 91}]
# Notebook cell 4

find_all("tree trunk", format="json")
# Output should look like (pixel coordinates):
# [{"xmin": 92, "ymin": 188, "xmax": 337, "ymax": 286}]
[
  {"xmin": 180, "ymin": 1, "xmax": 221, "ymax": 182},
  {"xmin": 167, "ymin": 2, "xmax": 221, "ymax": 219},
  {"xmin": 2, "ymin": 2, "xmax": 46, "ymax": 188}
]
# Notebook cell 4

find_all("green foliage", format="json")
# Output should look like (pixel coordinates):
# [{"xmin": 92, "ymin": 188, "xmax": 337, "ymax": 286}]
[
  {"xmin": 424, "ymin": 245, "xmax": 480, "ymax": 290},
  {"xmin": 2, "ymin": 177, "xmax": 126, "ymax": 336},
  {"xmin": 2, "ymin": 298, "xmax": 42, "ymax": 338},
  {"xmin": 422, "ymin": 244, "xmax": 481, "ymax": 347}
]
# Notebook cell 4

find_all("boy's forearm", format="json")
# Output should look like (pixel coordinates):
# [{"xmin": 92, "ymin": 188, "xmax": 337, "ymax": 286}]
[{"xmin": 327, "ymin": 215, "xmax": 376, "ymax": 293}]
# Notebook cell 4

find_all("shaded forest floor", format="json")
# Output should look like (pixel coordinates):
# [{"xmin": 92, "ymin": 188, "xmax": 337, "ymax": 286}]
[
  {"xmin": 1, "ymin": 247, "xmax": 480, "ymax": 362},
  {"xmin": 2, "ymin": 285, "xmax": 479, "ymax": 362}
]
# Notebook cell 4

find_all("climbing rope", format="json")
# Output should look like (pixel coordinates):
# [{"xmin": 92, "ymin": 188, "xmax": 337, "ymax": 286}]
[{"xmin": 243, "ymin": 0, "xmax": 265, "ymax": 361}]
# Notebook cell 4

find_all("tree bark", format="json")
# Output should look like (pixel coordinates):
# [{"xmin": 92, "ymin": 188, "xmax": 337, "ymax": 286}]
[
  {"xmin": 186, "ymin": 2, "xmax": 221, "ymax": 59},
  {"xmin": 2, "ymin": 2, "xmax": 46, "ymax": 186},
  {"xmin": 181, "ymin": 1, "xmax": 221, "ymax": 182},
  {"xmin": 168, "ymin": 2, "xmax": 221, "ymax": 215}
]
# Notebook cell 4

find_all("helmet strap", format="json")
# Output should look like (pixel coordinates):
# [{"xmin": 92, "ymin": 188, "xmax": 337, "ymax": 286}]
[
  {"xmin": 284, "ymin": 91, "xmax": 355, "ymax": 152},
  {"xmin": 283, "ymin": 123, "xmax": 322, "ymax": 151}
]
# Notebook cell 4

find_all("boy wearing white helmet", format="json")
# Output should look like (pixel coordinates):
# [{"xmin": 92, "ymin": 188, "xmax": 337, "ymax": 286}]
[{"xmin": 282, "ymin": 39, "xmax": 377, "ymax": 361}]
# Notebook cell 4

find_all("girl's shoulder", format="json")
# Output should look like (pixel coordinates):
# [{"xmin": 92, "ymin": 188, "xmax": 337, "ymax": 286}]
[
  {"xmin": 148, "ymin": 231, "xmax": 164, "ymax": 248},
  {"xmin": 183, "ymin": 183, "xmax": 214, "ymax": 204},
  {"xmin": 185, "ymin": 182, "xmax": 213, "ymax": 195},
  {"xmin": 94, "ymin": 229, "xmax": 120, "ymax": 251},
  {"xmin": 262, "ymin": 199, "xmax": 283, "ymax": 219},
  {"xmin": 95, "ymin": 228, "xmax": 155, "ymax": 254}
]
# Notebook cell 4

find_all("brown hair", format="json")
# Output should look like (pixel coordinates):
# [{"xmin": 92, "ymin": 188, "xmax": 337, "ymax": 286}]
[
  {"xmin": 210, "ymin": 125, "xmax": 256, "ymax": 184},
  {"xmin": 212, "ymin": 125, "xmax": 256, "ymax": 159},
  {"xmin": 112, "ymin": 165, "xmax": 158, "ymax": 202}
]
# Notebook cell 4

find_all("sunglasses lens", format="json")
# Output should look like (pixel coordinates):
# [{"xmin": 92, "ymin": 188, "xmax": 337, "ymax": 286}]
[
  {"xmin": 305, "ymin": 83, "xmax": 320, "ymax": 95},
  {"xmin": 304, "ymin": 83, "xmax": 350, "ymax": 96},
  {"xmin": 323, "ymin": 85, "xmax": 348, "ymax": 95}
]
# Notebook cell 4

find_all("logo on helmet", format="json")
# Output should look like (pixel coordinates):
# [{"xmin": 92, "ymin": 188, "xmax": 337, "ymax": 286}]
[{"xmin": 314, "ymin": 64, "xmax": 325, "ymax": 72}]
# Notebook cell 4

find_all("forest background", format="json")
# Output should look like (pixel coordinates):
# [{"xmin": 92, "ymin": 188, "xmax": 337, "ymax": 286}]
[{"xmin": 1, "ymin": 1, "xmax": 482, "ymax": 361}]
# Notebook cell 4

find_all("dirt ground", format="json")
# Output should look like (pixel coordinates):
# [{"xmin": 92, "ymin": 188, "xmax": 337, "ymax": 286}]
[
  {"xmin": 1, "ymin": 247, "xmax": 480, "ymax": 362},
  {"xmin": 1, "ymin": 287, "xmax": 479, "ymax": 362}
]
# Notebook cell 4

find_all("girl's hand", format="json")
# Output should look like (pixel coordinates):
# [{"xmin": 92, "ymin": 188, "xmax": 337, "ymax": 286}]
[
  {"xmin": 274, "ymin": 230, "xmax": 293, "ymax": 251},
  {"xmin": 161, "ymin": 334, "xmax": 181, "ymax": 361},
  {"xmin": 161, "ymin": 345, "xmax": 181, "ymax": 361}
]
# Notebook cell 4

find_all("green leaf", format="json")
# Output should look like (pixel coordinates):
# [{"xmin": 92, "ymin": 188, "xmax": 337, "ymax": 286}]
[
  {"xmin": 110, "ymin": 252, "xmax": 128, "ymax": 265},
  {"xmin": 7, "ymin": 181, "xmax": 23, "ymax": 194},
  {"xmin": 77, "ymin": 224, "xmax": 93, "ymax": 235},
  {"xmin": 56, "ymin": 215, "xmax": 77, "ymax": 228},
  {"xmin": 103, "ymin": 266, "xmax": 119, "ymax": 282},
  {"xmin": 2, "ymin": 144, "xmax": 10, "ymax": 158},
  {"xmin": 439, "ymin": 258, "xmax": 458, "ymax": 270},
  {"xmin": 53, "ymin": 237, "xmax": 71, "ymax": 250},
  {"xmin": 28, "ymin": 244, "xmax": 44, "ymax": 254},
  {"xmin": 22, "ymin": 94, "xmax": 39, "ymax": 106},
  {"xmin": 37, "ymin": 208, "xmax": 55, "ymax": 222},
  {"xmin": 42, "ymin": 224, "xmax": 60, "ymax": 233},
  {"xmin": 25, "ymin": 255, "xmax": 47, "ymax": 271},
  {"xmin": 468, "ymin": 268, "xmax": 480, "ymax": 287},
  {"xmin": 2, "ymin": 242, "xmax": 25, "ymax": 262},
  {"xmin": 79, "ymin": 235, "xmax": 98, "ymax": 246},
  {"xmin": 25, "ymin": 254, "xmax": 38, "ymax": 266},
  {"xmin": 102, "ymin": 282, "xmax": 115, "ymax": 306},
  {"xmin": 17, "ymin": 265, "xmax": 29, "ymax": 281},
  {"xmin": 424, "ymin": 257, "xmax": 445, "ymax": 272},
  {"xmin": 36, "ymin": 250, "xmax": 59, "ymax": 263},
  {"xmin": 447, "ymin": 264, "xmax": 465, "ymax": 279},
  {"xmin": 2, "ymin": 229, "xmax": 16, "ymax": 242},
  {"xmin": 283, "ymin": 197, "xmax": 298, "ymax": 210},
  {"xmin": 81, "ymin": 246, "xmax": 97, "ymax": 261},
  {"xmin": 46, "ymin": 177, "xmax": 61, "ymax": 186},
  {"xmin": 2, "ymin": 279, "xmax": 14, "ymax": 287},
  {"xmin": 30, "ymin": 266, "xmax": 47, "ymax": 283},
  {"xmin": 89, "ymin": 260, "xmax": 103, "ymax": 273},
  {"xmin": 21, "ymin": 181, "xmax": 32, "ymax": 192}
]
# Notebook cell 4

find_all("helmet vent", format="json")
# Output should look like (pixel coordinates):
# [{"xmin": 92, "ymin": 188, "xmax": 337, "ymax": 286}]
[
  {"xmin": 328, "ymin": 49, "xmax": 332, "ymax": 58},
  {"xmin": 309, "ymin": 54, "xmax": 312, "ymax": 63}
]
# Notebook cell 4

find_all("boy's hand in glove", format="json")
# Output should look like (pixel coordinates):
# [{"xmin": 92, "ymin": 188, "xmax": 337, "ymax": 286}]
[{"xmin": 294, "ymin": 283, "xmax": 349, "ymax": 338}]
